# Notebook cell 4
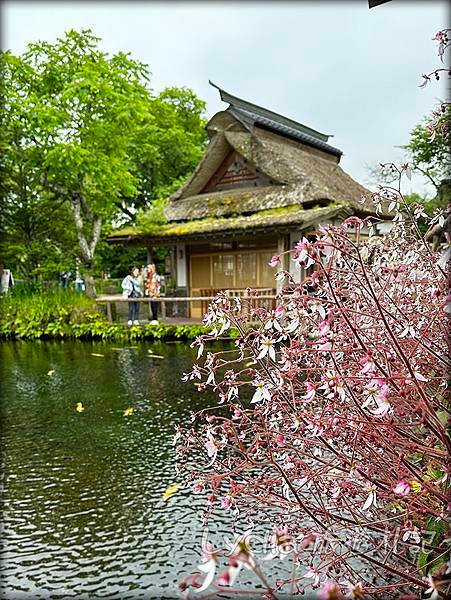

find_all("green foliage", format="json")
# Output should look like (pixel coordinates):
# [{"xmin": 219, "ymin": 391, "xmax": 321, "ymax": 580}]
[
  {"xmin": 403, "ymin": 191, "xmax": 447, "ymax": 234},
  {"xmin": 0, "ymin": 191, "xmax": 78, "ymax": 280},
  {"xmin": 132, "ymin": 87, "xmax": 207, "ymax": 207},
  {"xmin": 94, "ymin": 243, "xmax": 149, "ymax": 279},
  {"xmin": 404, "ymin": 192, "xmax": 442, "ymax": 215},
  {"xmin": 0, "ymin": 289, "xmax": 227, "ymax": 341},
  {"xmin": 0, "ymin": 289, "xmax": 97, "ymax": 339},
  {"xmin": 0, "ymin": 29, "xmax": 207, "ymax": 285},
  {"xmin": 404, "ymin": 104, "xmax": 451, "ymax": 191},
  {"xmin": 417, "ymin": 514, "xmax": 450, "ymax": 576},
  {"xmin": 136, "ymin": 197, "xmax": 168, "ymax": 231},
  {"xmin": 94, "ymin": 240, "xmax": 169, "ymax": 279}
]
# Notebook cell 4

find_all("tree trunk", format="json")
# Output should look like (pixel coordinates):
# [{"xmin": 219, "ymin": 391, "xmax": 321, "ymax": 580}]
[
  {"xmin": 84, "ymin": 273, "xmax": 96, "ymax": 298},
  {"xmin": 40, "ymin": 180, "xmax": 102, "ymax": 296},
  {"xmin": 70, "ymin": 194, "xmax": 102, "ymax": 298}
]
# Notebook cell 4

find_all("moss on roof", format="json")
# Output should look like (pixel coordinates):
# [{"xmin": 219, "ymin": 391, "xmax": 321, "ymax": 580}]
[
  {"xmin": 107, "ymin": 107, "xmax": 391, "ymax": 246},
  {"xmin": 168, "ymin": 124, "xmax": 380, "ymax": 217},
  {"xmin": 109, "ymin": 204, "xmax": 350, "ymax": 243}
]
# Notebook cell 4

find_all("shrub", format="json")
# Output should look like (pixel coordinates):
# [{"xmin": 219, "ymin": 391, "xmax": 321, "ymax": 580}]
[
  {"xmin": 0, "ymin": 290, "xmax": 229, "ymax": 341},
  {"xmin": 176, "ymin": 214, "xmax": 450, "ymax": 598}
]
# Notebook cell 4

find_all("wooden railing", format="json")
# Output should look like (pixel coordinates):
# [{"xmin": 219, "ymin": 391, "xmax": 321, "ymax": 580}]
[
  {"xmin": 197, "ymin": 287, "xmax": 276, "ymax": 315},
  {"xmin": 96, "ymin": 290, "xmax": 277, "ymax": 323}
]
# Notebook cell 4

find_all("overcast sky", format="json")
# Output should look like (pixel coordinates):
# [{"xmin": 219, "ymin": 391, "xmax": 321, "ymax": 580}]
[{"xmin": 2, "ymin": 0, "xmax": 447, "ymax": 196}]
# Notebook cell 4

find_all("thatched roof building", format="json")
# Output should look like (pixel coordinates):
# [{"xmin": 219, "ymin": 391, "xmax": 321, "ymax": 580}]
[{"xmin": 109, "ymin": 83, "xmax": 390, "ymax": 317}]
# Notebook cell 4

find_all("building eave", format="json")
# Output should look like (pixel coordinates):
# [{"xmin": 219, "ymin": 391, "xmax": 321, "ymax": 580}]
[{"xmin": 108, "ymin": 204, "xmax": 353, "ymax": 245}]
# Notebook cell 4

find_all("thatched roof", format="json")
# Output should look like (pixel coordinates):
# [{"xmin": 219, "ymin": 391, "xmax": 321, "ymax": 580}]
[
  {"xmin": 108, "ymin": 204, "xmax": 352, "ymax": 245},
  {"xmin": 109, "ymin": 84, "xmax": 388, "ymax": 245},
  {"xmin": 165, "ymin": 129, "xmax": 376, "ymax": 222},
  {"xmin": 209, "ymin": 81, "xmax": 342, "ymax": 158}
]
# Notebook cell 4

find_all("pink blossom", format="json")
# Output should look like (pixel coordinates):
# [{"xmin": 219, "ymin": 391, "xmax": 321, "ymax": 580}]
[
  {"xmin": 370, "ymin": 400, "xmax": 391, "ymax": 417},
  {"xmin": 413, "ymin": 371, "xmax": 429, "ymax": 382},
  {"xmin": 205, "ymin": 432, "xmax": 218, "ymax": 464},
  {"xmin": 178, "ymin": 208, "xmax": 448, "ymax": 596},
  {"xmin": 362, "ymin": 379, "xmax": 390, "ymax": 415},
  {"xmin": 318, "ymin": 320, "xmax": 330, "ymax": 337},
  {"xmin": 227, "ymin": 530, "xmax": 256, "ymax": 570},
  {"xmin": 292, "ymin": 416, "xmax": 302, "ymax": 431},
  {"xmin": 264, "ymin": 314, "xmax": 283, "ymax": 332},
  {"xmin": 205, "ymin": 371, "xmax": 216, "ymax": 386},
  {"xmin": 217, "ymin": 559, "xmax": 242, "ymax": 587},
  {"xmin": 318, "ymin": 582, "xmax": 343, "ymax": 599},
  {"xmin": 303, "ymin": 382, "xmax": 316, "ymax": 402},
  {"xmin": 318, "ymin": 340, "xmax": 332, "ymax": 353},
  {"xmin": 303, "ymin": 566, "xmax": 321, "ymax": 587},
  {"xmin": 216, "ymin": 569, "xmax": 230, "ymax": 586},
  {"xmin": 275, "ymin": 434, "xmax": 286, "ymax": 446},
  {"xmin": 399, "ymin": 323, "xmax": 416, "ymax": 338},
  {"xmin": 393, "ymin": 480, "xmax": 411, "ymax": 496},
  {"xmin": 232, "ymin": 407, "xmax": 242, "ymax": 420},
  {"xmin": 360, "ymin": 355, "xmax": 376, "ymax": 374},
  {"xmin": 257, "ymin": 337, "xmax": 276, "ymax": 361},
  {"xmin": 293, "ymin": 238, "xmax": 315, "ymax": 269},
  {"xmin": 251, "ymin": 380, "xmax": 273, "ymax": 403},
  {"xmin": 182, "ymin": 364, "xmax": 202, "ymax": 381},
  {"xmin": 192, "ymin": 481, "xmax": 204, "ymax": 494},
  {"xmin": 424, "ymin": 575, "xmax": 441, "ymax": 600},
  {"xmin": 346, "ymin": 581, "xmax": 365, "ymax": 598},
  {"xmin": 197, "ymin": 543, "xmax": 219, "ymax": 592},
  {"xmin": 362, "ymin": 484, "xmax": 378, "ymax": 511},
  {"xmin": 220, "ymin": 495, "xmax": 233, "ymax": 510},
  {"xmin": 274, "ymin": 304, "xmax": 285, "ymax": 319},
  {"xmin": 309, "ymin": 299, "xmax": 326, "ymax": 320},
  {"xmin": 268, "ymin": 255, "xmax": 280, "ymax": 267}
]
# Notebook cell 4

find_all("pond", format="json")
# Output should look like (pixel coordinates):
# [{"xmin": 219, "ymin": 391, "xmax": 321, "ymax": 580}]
[{"xmin": 0, "ymin": 340, "xmax": 233, "ymax": 599}]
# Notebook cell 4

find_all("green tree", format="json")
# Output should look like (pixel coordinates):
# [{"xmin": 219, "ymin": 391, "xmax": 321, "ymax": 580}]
[
  {"xmin": 0, "ymin": 191, "xmax": 78, "ymax": 281},
  {"xmin": 130, "ymin": 87, "xmax": 208, "ymax": 212},
  {"xmin": 0, "ymin": 29, "xmax": 207, "ymax": 295},
  {"xmin": 403, "ymin": 104, "xmax": 451, "ymax": 192}
]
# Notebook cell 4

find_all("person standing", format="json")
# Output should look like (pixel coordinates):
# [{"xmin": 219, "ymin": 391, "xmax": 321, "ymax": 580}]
[
  {"xmin": 59, "ymin": 271, "xmax": 72, "ymax": 289},
  {"xmin": 144, "ymin": 262, "xmax": 160, "ymax": 324},
  {"xmin": 121, "ymin": 267, "xmax": 143, "ymax": 326},
  {"xmin": 0, "ymin": 264, "xmax": 14, "ymax": 294},
  {"xmin": 75, "ymin": 266, "xmax": 84, "ymax": 292}
]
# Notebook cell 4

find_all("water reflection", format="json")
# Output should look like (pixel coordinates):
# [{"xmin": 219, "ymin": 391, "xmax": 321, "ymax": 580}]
[{"xmin": 0, "ymin": 341, "xmax": 230, "ymax": 599}]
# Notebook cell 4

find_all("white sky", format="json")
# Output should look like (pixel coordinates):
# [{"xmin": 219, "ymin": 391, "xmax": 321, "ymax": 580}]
[{"xmin": 2, "ymin": 0, "xmax": 448, "ymax": 197}]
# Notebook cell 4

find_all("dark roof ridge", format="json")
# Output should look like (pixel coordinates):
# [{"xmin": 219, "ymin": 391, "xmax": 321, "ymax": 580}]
[
  {"xmin": 230, "ymin": 107, "xmax": 342, "ymax": 159},
  {"xmin": 209, "ymin": 80, "xmax": 331, "ymax": 143}
]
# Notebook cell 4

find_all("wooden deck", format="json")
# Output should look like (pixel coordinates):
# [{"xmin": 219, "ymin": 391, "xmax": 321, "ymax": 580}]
[{"xmin": 96, "ymin": 293, "xmax": 277, "ymax": 323}]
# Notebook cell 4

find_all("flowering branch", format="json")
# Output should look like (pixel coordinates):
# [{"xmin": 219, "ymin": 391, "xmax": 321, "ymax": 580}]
[
  {"xmin": 176, "ymin": 27, "xmax": 450, "ymax": 600},
  {"xmin": 177, "ymin": 214, "xmax": 449, "ymax": 598}
]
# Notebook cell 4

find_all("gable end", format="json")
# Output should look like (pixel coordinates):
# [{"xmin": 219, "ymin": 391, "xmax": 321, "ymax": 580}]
[{"xmin": 201, "ymin": 150, "xmax": 273, "ymax": 193}]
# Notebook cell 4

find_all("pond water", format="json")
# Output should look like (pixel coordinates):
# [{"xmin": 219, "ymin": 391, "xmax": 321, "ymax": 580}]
[{"xmin": 0, "ymin": 340, "xmax": 233, "ymax": 599}]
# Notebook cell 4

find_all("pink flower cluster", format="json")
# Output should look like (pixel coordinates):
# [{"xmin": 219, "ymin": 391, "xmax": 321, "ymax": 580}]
[{"xmin": 177, "ymin": 216, "xmax": 450, "ymax": 599}]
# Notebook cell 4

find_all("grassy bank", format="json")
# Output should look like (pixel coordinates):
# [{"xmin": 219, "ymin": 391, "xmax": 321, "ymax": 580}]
[{"xmin": 0, "ymin": 289, "xmax": 216, "ymax": 341}]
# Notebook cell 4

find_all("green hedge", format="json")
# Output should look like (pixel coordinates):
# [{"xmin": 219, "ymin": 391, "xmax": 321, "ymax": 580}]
[{"xmin": 0, "ymin": 290, "xmax": 233, "ymax": 341}]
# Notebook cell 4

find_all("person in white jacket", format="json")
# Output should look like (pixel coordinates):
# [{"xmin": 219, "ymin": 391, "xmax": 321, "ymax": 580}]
[
  {"xmin": 0, "ymin": 265, "xmax": 14, "ymax": 294},
  {"xmin": 121, "ymin": 267, "xmax": 143, "ymax": 326}
]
